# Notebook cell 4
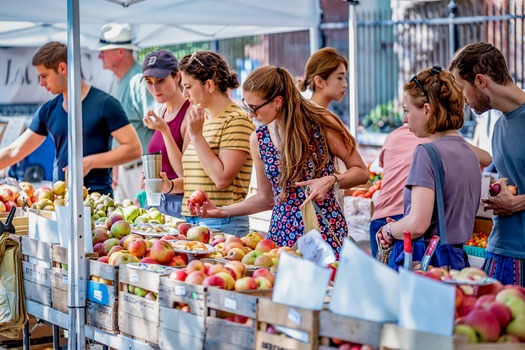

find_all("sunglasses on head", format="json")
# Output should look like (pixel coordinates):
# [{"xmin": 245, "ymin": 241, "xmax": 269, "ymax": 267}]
[{"xmin": 411, "ymin": 65, "xmax": 442, "ymax": 96}]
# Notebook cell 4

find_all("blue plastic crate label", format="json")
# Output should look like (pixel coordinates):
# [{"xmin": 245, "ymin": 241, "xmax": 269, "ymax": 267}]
[{"xmin": 94, "ymin": 290, "xmax": 103, "ymax": 302}]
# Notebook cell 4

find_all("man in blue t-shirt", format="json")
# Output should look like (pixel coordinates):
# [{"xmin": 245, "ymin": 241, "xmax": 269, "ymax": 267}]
[
  {"xmin": 450, "ymin": 43, "xmax": 525, "ymax": 286},
  {"xmin": 0, "ymin": 42, "xmax": 142, "ymax": 197}
]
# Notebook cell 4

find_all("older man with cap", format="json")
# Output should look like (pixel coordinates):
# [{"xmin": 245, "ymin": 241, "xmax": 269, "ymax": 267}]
[{"xmin": 98, "ymin": 23, "xmax": 157, "ymax": 203}]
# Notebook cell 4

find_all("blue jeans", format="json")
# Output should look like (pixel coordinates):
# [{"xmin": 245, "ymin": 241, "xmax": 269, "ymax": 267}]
[
  {"xmin": 369, "ymin": 214, "xmax": 404, "ymax": 258},
  {"xmin": 182, "ymin": 215, "xmax": 250, "ymax": 237}
]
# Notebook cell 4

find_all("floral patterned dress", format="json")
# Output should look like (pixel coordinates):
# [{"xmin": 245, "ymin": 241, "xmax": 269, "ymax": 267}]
[{"xmin": 257, "ymin": 125, "xmax": 348, "ymax": 257}]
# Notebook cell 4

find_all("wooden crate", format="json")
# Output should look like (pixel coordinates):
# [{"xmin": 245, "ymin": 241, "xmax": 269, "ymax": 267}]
[
  {"xmin": 85, "ymin": 259, "xmax": 119, "ymax": 333},
  {"xmin": 255, "ymin": 298, "xmax": 319, "ymax": 350},
  {"xmin": 205, "ymin": 288, "xmax": 272, "ymax": 350},
  {"xmin": 473, "ymin": 217, "xmax": 493, "ymax": 235},
  {"xmin": 381, "ymin": 325, "xmax": 525, "ymax": 350},
  {"xmin": 50, "ymin": 244, "xmax": 69, "ymax": 313},
  {"xmin": 318, "ymin": 310, "xmax": 384, "ymax": 349},
  {"xmin": 21, "ymin": 236, "xmax": 52, "ymax": 307},
  {"xmin": 158, "ymin": 276, "xmax": 207, "ymax": 350},
  {"xmin": 118, "ymin": 264, "xmax": 168, "ymax": 346}
]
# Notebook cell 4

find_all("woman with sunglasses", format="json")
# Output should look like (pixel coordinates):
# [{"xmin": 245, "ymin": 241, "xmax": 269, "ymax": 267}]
[
  {"xmin": 161, "ymin": 51, "xmax": 254, "ymax": 236},
  {"xmin": 189, "ymin": 66, "xmax": 369, "ymax": 257},
  {"xmin": 377, "ymin": 66, "xmax": 482, "ymax": 270}
]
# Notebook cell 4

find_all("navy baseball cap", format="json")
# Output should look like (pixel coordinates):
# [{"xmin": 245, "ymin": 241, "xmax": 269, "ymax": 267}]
[{"xmin": 142, "ymin": 50, "xmax": 179, "ymax": 79}]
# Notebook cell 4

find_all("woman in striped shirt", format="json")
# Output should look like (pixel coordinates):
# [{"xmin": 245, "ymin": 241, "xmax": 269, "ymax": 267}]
[{"xmin": 161, "ymin": 51, "xmax": 254, "ymax": 236}]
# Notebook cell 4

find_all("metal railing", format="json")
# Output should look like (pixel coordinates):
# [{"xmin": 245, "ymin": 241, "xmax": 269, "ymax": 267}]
[{"xmin": 356, "ymin": 0, "xmax": 525, "ymax": 134}]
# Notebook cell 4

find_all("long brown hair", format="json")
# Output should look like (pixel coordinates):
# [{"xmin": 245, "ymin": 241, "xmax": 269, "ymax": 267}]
[
  {"xmin": 243, "ymin": 66, "xmax": 356, "ymax": 200},
  {"xmin": 297, "ymin": 47, "xmax": 348, "ymax": 92}
]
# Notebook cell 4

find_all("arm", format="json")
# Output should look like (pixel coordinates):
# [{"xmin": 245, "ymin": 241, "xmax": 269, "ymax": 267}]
[
  {"xmin": 297, "ymin": 115, "xmax": 369, "ymax": 201},
  {"xmin": 82, "ymin": 124, "xmax": 142, "ymax": 176},
  {"xmin": 483, "ymin": 179, "xmax": 525, "ymax": 216},
  {"xmin": 0, "ymin": 129, "xmax": 46, "ymax": 169},
  {"xmin": 466, "ymin": 142, "xmax": 492, "ymax": 168},
  {"xmin": 381, "ymin": 185, "xmax": 435, "ymax": 242},
  {"xmin": 143, "ymin": 110, "xmax": 184, "ymax": 177},
  {"xmin": 190, "ymin": 132, "xmax": 275, "ymax": 218}
]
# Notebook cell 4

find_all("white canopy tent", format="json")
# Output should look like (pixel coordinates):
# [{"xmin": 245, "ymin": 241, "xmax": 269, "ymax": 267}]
[
  {"xmin": 1, "ymin": 1, "xmax": 321, "ymax": 349},
  {"xmin": 0, "ymin": 0, "xmax": 321, "ymax": 48}
]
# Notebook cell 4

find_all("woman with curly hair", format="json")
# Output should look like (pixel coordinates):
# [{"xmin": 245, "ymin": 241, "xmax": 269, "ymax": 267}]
[
  {"xmin": 189, "ymin": 66, "xmax": 368, "ymax": 257},
  {"xmin": 161, "ymin": 51, "xmax": 254, "ymax": 236},
  {"xmin": 377, "ymin": 66, "xmax": 481, "ymax": 270}
]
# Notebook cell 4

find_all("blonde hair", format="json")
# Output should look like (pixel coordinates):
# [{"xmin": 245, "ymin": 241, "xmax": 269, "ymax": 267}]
[
  {"xmin": 404, "ymin": 67, "xmax": 465, "ymax": 133},
  {"xmin": 297, "ymin": 47, "xmax": 348, "ymax": 92},
  {"xmin": 243, "ymin": 66, "xmax": 356, "ymax": 200}
]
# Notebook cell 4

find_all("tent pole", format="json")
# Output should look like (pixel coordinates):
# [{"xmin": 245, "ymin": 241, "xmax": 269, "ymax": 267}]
[
  {"xmin": 309, "ymin": 27, "xmax": 321, "ymax": 55},
  {"xmin": 347, "ymin": 0, "xmax": 359, "ymax": 137},
  {"xmin": 66, "ymin": 0, "xmax": 87, "ymax": 349}
]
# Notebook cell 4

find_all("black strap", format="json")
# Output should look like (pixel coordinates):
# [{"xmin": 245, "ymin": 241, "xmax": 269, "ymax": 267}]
[{"xmin": 421, "ymin": 143, "xmax": 448, "ymax": 245}]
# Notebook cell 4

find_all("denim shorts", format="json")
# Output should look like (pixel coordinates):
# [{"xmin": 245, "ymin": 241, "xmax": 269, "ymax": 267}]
[{"xmin": 182, "ymin": 215, "xmax": 250, "ymax": 237}]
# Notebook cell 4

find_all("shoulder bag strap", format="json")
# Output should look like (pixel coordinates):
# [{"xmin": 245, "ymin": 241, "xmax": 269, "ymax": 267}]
[{"xmin": 421, "ymin": 143, "xmax": 448, "ymax": 245}]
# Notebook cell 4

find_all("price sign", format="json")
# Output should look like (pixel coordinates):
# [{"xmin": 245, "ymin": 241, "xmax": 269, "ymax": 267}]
[{"xmin": 297, "ymin": 229, "xmax": 336, "ymax": 266}]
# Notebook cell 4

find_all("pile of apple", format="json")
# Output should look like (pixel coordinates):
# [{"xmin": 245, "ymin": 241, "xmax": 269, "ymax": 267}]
[
  {"xmin": 92, "ymin": 211, "xmax": 188, "ymax": 267},
  {"xmin": 208, "ymin": 231, "xmax": 301, "ymax": 273},
  {"xmin": 0, "ymin": 181, "xmax": 74, "ymax": 212},
  {"xmin": 169, "ymin": 259, "xmax": 274, "ymax": 297},
  {"xmin": 122, "ymin": 284, "xmax": 157, "ymax": 301},
  {"xmin": 414, "ymin": 266, "xmax": 525, "ymax": 343}
]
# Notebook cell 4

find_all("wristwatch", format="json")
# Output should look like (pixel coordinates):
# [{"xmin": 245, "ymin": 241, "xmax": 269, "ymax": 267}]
[
  {"xmin": 331, "ymin": 174, "xmax": 340, "ymax": 191},
  {"xmin": 386, "ymin": 224, "xmax": 393, "ymax": 240}
]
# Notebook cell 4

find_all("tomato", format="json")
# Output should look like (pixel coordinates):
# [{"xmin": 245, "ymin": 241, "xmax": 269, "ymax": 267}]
[{"xmin": 189, "ymin": 189, "xmax": 207, "ymax": 206}]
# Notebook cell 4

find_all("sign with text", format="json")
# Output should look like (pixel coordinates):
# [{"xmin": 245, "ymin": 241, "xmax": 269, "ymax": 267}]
[{"xmin": 0, "ymin": 47, "xmax": 112, "ymax": 105}]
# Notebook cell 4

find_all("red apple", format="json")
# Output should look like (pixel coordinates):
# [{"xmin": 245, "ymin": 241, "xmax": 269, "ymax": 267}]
[
  {"xmin": 107, "ymin": 245, "xmax": 125, "ymax": 257},
  {"xmin": 128, "ymin": 239, "xmax": 147, "ymax": 258},
  {"xmin": 215, "ymin": 272, "xmax": 235, "ymax": 290},
  {"xmin": 233, "ymin": 315, "xmax": 248, "ymax": 324},
  {"xmin": 458, "ymin": 295, "xmax": 477, "ymax": 317},
  {"xmin": 203, "ymin": 275, "xmax": 226, "ymax": 289},
  {"xmin": 97, "ymin": 256, "xmax": 109, "ymax": 264},
  {"xmin": 168, "ymin": 254, "xmax": 187, "ymax": 267},
  {"xmin": 464, "ymin": 309, "xmax": 501, "ymax": 342},
  {"xmin": 188, "ymin": 189, "xmax": 207, "ymax": 206},
  {"xmin": 255, "ymin": 239, "xmax": 277, "ymax": 253},
  {"xmin": 234, "ymin": 277, "xmax": 258, "ymax": 291},
  {"xmin": 474, "ymin": 294, "xmax": 495, "ymax": 309},
  {"xmin": 140, "ymin": 257, "xmax": 159, "ymax": 264},
  {"xmin": 186, "ymin": 259, "xmax": 206, "ymax": 274},
  {"xmin": 255, "ymin": 276, "xmax": 273, "ymax": 290},
  {"xmin": 186, "ymin": 226, "xmax": 211, "ymax": 243},
  {"xmin": 150, "ymin": 240, "xmax": 175, "ymax": 264},
  {"xmin": 184, "ymin": 271, "xmax": 207, "ymax": 285},
  {"xmin": 93, "ymin": 242, "xmax": 103, "ymax": 254},
  {"xmin": 177, "ymin": 223, "xmax": 190, "ymax": 236},
  {"xmin": 161, "ymin": 235, "xmax": 177, "ymax": 241},
  {"xmin": 170, "ymin": 269, "xmax": 188, "ymax": 282},
  {"xmin": 487, "ymin": 302, "xmax": 512, "ymax": 329},
  {"xmin": 210, "ymin": 236, "xmax": 226, "ymax": 246},
  {"xmin": 224, "ymin": 261, "xmax": 246, "ymax": 278},
  {"xmin": 207, "ymin": 264, "xmax": 229, "ymax": 276},
  {"xmin": 4, "ymin": 201, "xmax": 16, "ymax": 212},
  {"xmin": 252, "ymin": 268, "xmax": 275, "ymax": 285}
]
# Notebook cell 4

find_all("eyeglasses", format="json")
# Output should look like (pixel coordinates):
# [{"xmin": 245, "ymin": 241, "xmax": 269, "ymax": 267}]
[
  {"xmin": 189, "ymin": 52, "xmax": 212, "ymax": 78},
  {"xmin": 410, "ymin": 65, "xmax": 442, "ymax": 97},
  {"xmin": 242, "ymin": 96, "xmax": 276, "ymax": 115}
]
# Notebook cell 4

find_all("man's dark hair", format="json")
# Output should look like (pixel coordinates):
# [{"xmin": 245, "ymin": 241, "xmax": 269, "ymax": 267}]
[
  {"xmin": 449, "ymin": 42, "xmax": 513, "ymax": 85},
  {"xmin": 32, "ymin": 41, "xmax": 67, "ymax": 72}
]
